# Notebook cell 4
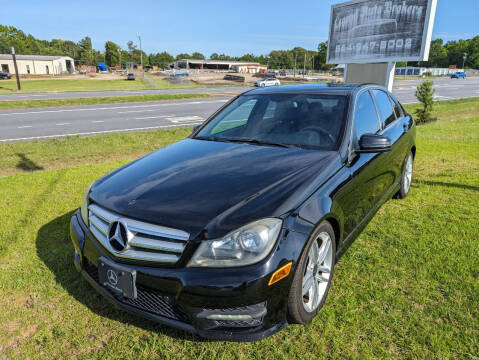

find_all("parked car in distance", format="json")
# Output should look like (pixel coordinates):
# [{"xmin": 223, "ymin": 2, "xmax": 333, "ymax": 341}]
[
  {"xmin": 70, "ymin": 83, "xmax": 416, "ymax": 341},
  {"xmin": 126, "ymin": 73, "xmax": 135, "ymax": 80},
  {"xmin": 0, "ymin": 71, "xmax": 11, "ymax": 80},
  {"xmin": 255, "ymin": 78, "xmax": 281, "ymax": 87},
  {"xmin": 451, "ymin": 72, "xmax": 466, "ymax": 79}
]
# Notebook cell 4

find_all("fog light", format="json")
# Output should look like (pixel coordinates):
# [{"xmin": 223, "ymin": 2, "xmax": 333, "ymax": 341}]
[
  {"xmin": 206, "ymin": 314, "xmax": 253, "ymax": 321},
  {"xmin": 268, "ymin": 262, "xmax": 292, "ymax": 286}
]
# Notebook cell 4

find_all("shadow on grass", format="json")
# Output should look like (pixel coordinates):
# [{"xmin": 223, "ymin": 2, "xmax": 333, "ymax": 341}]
[
  {"xmin": 416, "ymin": 179, "xmax": 479, "ymax": 192},
  {"xmin": 16, "ymin": 153, "xmax": 44, "ymax": 172},
  {"xmin": 35, "ymin": 212, "xmax": 205, "ymax": 342},
  {"xmin": 0, "ymin": 86, "xmax": 14, "ymax": 93}
]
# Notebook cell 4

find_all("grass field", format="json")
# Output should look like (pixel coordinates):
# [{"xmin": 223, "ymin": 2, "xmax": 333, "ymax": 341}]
[
  {"xmin": 0, "ymin": 77, "xmax": 203, "ymax": 94},
  {"xmin": 0, "ymin": 99, "xmax": 478, "ymax": 359}
]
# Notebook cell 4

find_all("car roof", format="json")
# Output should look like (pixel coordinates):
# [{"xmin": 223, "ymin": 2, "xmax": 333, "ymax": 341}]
[{"xmin": 245, "ymin": 83, "xmax": 372, "ymax": 96}]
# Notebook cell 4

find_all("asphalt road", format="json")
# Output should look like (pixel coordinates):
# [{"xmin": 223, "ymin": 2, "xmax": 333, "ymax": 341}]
[
  {"xmin": 392, "ymin": 77, "xmax": 479, "ymax": 104},
  {"xmin": 1, "ymin": 78, "xmax": 478, "ymax": 142},
  {"xmin": 0, "ymin": 98, "xmax": 229, "ymax": 142}
]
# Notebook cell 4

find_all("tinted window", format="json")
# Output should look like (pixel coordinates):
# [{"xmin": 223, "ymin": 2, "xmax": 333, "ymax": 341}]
[
  {"xmin": 196, "ymin": 94, "xmax": 348, "ymax": 150},
  {"xmin": 388, "ymin": 94, "xmax": 403, "ymax": 119},
  {"xmin": 354, "ymin": 91, "xmax": 380, "ymax": 139},
  {"xmin": 372, "ymin": 90, "xmax": 396, "ymax": 128}
]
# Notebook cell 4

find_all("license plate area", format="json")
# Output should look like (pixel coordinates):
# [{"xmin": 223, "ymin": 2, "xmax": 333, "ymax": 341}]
[{"xmin": 98, "ymin": 256, "xmax": 137, "ymax": 299}]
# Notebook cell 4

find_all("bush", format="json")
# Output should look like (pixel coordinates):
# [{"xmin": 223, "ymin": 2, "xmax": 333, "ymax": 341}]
[{"xmin": 415, "ymin": 80, "xmax": 437, "ymax": 124}]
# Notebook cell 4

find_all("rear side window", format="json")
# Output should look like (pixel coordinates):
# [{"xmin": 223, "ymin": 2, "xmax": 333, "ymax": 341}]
[
  {"xmin": 372, "ymin": 90, "xmax": 396, "ymax": 128},
  {"xmin": 354, "ymin": 91, "xmax": 380, "ymax": 139},
  {"xmin": 388, "ymin": 94, "xmax": 403, "ymax": 119}
]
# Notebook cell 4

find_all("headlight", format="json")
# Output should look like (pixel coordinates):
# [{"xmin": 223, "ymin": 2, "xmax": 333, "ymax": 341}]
[
  {"xmin": 188, "ymin": 218, "xmax": 282, "ymax": 268},
  {"xmin": 80, "ymin": 182, "xmax": 94, "ymax": 226}
]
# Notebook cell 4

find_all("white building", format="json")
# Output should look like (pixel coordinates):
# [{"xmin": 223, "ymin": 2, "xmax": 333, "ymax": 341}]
[
  {"xmin": 171, "ymin": 59, "xmax": 267, "ymax": 74},
  {"xmin": 0, "ymin": 54, "xmax": 75, "ymax": 75},
  {"xmin": 395, "ymin": 67, "xmax": 464, "ymax": 77}
]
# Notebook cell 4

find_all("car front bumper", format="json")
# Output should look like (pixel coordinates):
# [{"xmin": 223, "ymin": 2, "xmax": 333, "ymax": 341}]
[{"xmin": 70, "ymin": 211, "xmax": 307, "ymax": 341}]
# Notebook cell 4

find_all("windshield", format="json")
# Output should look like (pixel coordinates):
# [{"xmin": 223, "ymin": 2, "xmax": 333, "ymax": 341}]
[{"xmin": 194, "ymin": 93, "xmax": 348, "ymax": 150}]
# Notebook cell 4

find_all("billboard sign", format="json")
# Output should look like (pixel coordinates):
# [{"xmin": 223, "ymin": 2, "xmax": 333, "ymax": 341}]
[{"xmin": 327, "ymin": 0, "xmax": 438, "ymax": 64}]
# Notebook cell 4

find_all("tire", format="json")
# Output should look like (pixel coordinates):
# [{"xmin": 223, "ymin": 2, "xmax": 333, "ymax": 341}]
[
  {"xmin": 395, "ymin": 151, "xmax": 414, "ymax": 199},
  {"xmin": 288, "ymin": 221, "xmax": 336, "ymax": 324}
]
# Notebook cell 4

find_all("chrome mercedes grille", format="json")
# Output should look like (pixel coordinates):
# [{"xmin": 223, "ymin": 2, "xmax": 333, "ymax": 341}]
[{"xmin": 88, "ymin": 204, "xmax": 190, "ymax": 263}]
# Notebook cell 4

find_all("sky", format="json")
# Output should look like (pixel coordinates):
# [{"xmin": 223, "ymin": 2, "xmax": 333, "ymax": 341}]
[{"xmin": 1, "ymin": 0, "xmax": 477, "ymax": 56}]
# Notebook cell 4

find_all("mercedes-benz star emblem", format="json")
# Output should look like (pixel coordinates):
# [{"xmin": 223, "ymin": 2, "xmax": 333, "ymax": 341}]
[
  {"xmin": 108, "ymin": 220, "xmax": 128, "ymax": 252},
  {"xmin": 107, "ymin": 269, "xmax": 118, "ymax": 286}
]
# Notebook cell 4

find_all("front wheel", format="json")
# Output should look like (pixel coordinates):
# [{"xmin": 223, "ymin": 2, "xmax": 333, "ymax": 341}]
[
  {"xmin": 395, "ymin": 151, "xmax": 414, "ymax": 199},
  {"xmin": 288, "ymin": 221, "xmax": 336, "ymax": 324}
]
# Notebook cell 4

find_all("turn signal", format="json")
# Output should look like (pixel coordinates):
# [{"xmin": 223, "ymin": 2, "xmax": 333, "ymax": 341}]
[{"xmin": 268, "ymin": 262, "xmax": 292, "ymax": 286}]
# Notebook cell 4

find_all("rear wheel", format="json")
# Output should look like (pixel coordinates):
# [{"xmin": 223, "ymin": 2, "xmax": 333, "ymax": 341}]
[
  {"xmin": 396, "ymin": 151, "xmax": 414, "ymax": 199},
  {"xmin": 288, "ymin": 221, "xmax": 336, "ymax": 324}
]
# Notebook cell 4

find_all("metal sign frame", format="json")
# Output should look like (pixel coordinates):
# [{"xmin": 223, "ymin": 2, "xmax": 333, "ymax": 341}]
[{"xmin": 327, "ymin": 0, "xmax": 438, "ymax": 64}]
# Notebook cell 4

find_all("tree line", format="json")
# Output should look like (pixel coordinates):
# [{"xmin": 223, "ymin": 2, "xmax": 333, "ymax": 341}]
[{"xmin": 1, "ymin": 25, "xmax": 477, "ymax": 70}]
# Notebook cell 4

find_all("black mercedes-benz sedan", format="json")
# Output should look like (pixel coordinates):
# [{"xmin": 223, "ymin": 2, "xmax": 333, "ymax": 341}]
[{"xmin": 70, "ymin": 83, "xmax": 416, "ymax": 341}]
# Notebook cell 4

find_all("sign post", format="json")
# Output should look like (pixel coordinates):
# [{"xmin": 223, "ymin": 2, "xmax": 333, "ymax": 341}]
[
  {"xmin": 11, "ymin": 47, "xmax": 21, "ymax": 91},
  {"xmin": 327, "ymin": 0, "xmax": 438, "ymax": 91}
]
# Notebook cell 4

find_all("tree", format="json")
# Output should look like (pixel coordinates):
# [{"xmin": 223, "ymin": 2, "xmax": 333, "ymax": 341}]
[
  {"xmin": 149, "ymin": 51, "xmax": 174, "ymax": 68},
  {"xmin": 78, "ymin": 36, "xmax": 93, "ymax": 65},
  {"xmin": 176, "ymin": 53, "xmax": 191, "ymax": 60},
  {"xmin": 191, "ymin": 52, "xmax": 205, "ymax": 60},
  {"xmin": 415, "ymin": 80, "xmax": 436, "ymax": 124},
  {"xmin": 105, "ymin": 41, "xmax": 120, "ymax": 67},
  {"xmin": 425, "ymin": 39, "xmax": 448, "ymax": 67},
  {"xmin": 127, "ymin": 40, "xmax": 136, "ymax": 54}
]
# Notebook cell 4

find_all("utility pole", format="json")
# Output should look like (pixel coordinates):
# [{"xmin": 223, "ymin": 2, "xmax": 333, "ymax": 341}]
[
  {"xmin": 312, "ymin": 56, "xmax": 315, "ymax": 74},
  {"xmin": 303, "ymin": 52, "xmax": 307, "ymax": 78},
  {"xmin": 137, "ymin": 33, "xmax": 143, "ymax": 78},
  {"xmin": 462, "ymin": 53, "xmax": 468, "ymax": 70},
  {"xmin": 118, "ymin": 48, "xmax": 122, "ymax": 69},
  {"xmin": 294, "ymin": 52, "xmax": 297, "ymax": 78},
  {"xmin": 11, "ymin": 47, "xmax": 21, "ymax": 91}
]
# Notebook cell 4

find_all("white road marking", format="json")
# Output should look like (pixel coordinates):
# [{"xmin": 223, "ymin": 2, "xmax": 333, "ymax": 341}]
[
  {"xmin": 134, "ymin": 115, "xmax": 170, "ymax": 120},
  {"xmin": 0, "ymin": 122, "xmax": 203, "ymax": 142},
  {"xmin": 117, "ymin": 109, "xmax": 158, "ymax": 114},
  {"xmin": 17, "ymin": 125, "xmax": 32, "ymax": 128},
  {"xmin": 167, "ymin": 116, "xmax": 203, "ymax": 123},
  {"xmin": 0, "ymin": 99, "xmax": 228, "ymax": 117},
  {"xmin": 56, "ymin": 123, "xmax": 70, "ymax": 126},
  {"xmin": 91, "ymin": 120, "xmax": 104, "ymax": 123}
]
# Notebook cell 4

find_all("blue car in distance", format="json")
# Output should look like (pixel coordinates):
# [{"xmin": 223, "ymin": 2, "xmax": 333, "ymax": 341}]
[{"xmin": 451, "ymin": 72, "xmax": 466, "ymax": 79}]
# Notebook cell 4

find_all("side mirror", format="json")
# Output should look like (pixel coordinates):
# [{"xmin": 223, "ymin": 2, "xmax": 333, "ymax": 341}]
[
  {"xmin": 358, "ymin": 134, "xmax": 392, "ymax": 153},
  {"xmin": 191, "ymin": 124, "xmax": 201, "ymax": 135}
]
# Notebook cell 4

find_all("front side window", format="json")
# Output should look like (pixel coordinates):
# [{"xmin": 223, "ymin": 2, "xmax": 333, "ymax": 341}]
[
  {"xmin": 354, "ymin": 91, "xmax": 380, "ymax": 141},
  {"xmin": 372, "ymin": 90, "xmax": 396, "ymax": 128},
  {"xmin": 195, "ymin": 93, "xmax": 348, "ymax": 150}
]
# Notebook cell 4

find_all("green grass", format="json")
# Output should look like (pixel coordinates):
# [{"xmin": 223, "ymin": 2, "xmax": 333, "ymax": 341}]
[
  {"xmin": 0, "ymin": 93, "xmax": 211, "ymax": 111},
  {"xmin": 0, "ymin": 78, "xmax": 205, "ymax": 95},
  {"xmin": 0, "ymin": 99, "xmax": 478, "ymax": 358}
]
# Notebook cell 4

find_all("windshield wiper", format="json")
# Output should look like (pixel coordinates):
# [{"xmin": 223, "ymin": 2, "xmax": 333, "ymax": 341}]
[
  {"xmin": 194, "ymin": 136, "xmax": 230, "ymax": 143},
  {"xmin": 225, "ymin": 138, "xmax": 293, "ymax": 148},
  {"xmin": 195, "ymin": 136, "xmax": 294, "ymax": 148}
]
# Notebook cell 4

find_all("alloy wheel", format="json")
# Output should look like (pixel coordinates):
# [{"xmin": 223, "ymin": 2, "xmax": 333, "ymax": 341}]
[
  {"xmin": 404, "ymin": 153, "xmax": 413, "ymax": 194},
  {"xmin": 302, "ymin": 232, "xmax": 334, "ymax": 313}
]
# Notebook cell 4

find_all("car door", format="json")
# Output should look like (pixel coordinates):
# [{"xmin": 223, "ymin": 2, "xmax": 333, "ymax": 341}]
[
  {"xmin": 374, "ymin": 90, "xmax": 413, "ymax": 188},
  {"xmin": 335, "ymin": 90, "xmax": 390, "ymax": 240},
  {"xmin": 370, "ymin": 89, "xmax": 403, "ymax": 192}
]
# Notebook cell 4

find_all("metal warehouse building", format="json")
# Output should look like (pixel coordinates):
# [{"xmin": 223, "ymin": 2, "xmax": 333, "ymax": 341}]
[
  {"xmin": 0, "ymin": 54, "xmax": 75, "ymax": 75},
  {"xmin": 171, "ymin": 59, "xmax": 267, "ymax": 74}
]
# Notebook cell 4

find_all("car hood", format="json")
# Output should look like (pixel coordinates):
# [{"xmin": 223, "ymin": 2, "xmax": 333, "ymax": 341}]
[{"xmin": 91, "ymin": 139, "xmax": 341, "ymax": 239}]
